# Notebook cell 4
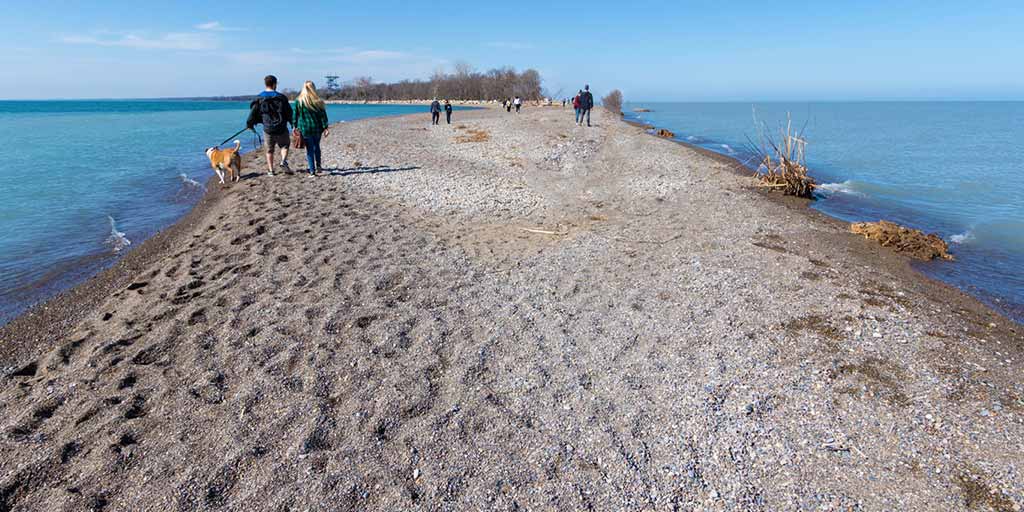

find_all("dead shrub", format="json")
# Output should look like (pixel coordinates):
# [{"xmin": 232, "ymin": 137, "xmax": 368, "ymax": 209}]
[
  {"xmin": 602, "ymin": 89, "xmax": 623, "ymax": 115},
  {"xmin": 748, "ymin": 112, "xmax": 816, "ymax": 198},
  {"xmin": 851, "ymin": 221, "xmax": 954, "ymax": 261}
]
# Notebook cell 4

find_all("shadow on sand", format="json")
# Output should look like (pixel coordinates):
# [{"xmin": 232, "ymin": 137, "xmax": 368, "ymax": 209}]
[{"xmin": 327, "ymin": 166, "xmax": 420, "ymax": 177}]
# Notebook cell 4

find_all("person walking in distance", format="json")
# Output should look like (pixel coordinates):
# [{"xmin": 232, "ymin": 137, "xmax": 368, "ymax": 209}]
[
  {"xmin": 579, "ymin": 85, "xmax": 594, "ymax": 127},
  {"xmin": 572, "ymin": 90, "xmax": 582, "ymax": 125},
  {"xmin": 514, "ymin": 96, "xmax": 522, "ymax": 113},
  {"xmin": 444, "ymin": 99, "xmax": 453, "ymax": 125},
  {"xmin": 430, "ymin": 98, "xmax": 441, "ymax": 125},
  {"xmin": 247, "ymin": 75, "xmax": 294, "ymax": 176},
  {"xmin": 292, "ymin": 80, "xmax": 330, "ymax": 177}
]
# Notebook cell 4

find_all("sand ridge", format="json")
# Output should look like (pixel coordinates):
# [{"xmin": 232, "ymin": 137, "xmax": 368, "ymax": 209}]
[{"xmin": 1, "ymin": 106, "xmax": 1022, "ymax": 511}]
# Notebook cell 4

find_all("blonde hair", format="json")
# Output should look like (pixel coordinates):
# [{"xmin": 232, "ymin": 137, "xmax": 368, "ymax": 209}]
[{"xmin": 296, "ymin": 80, "xmax": 325, "ymax": 111}]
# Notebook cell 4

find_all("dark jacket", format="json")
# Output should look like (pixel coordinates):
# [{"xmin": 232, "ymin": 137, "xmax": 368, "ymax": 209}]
[
  {"xmin": 444, "ymin": 103, "xmax": 453, "ymax": 113},
  {"xmin": 247, "ymin": 91, "xmax": 293, "ymax": 135},
  {"xmin": 580, "ymin": 91, "xmax": 594, "ymax": 110},
  {"xmin": 430, "ymin": 100, "xmax": 441, "ymax": 113}
]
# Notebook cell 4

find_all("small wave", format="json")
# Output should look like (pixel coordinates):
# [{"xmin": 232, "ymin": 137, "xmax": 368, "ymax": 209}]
[
  {"xmin": 817, "ymin": 180, "xmax": 865, "ymax": 197},
  {"xmin": 106, "ymin": 216, "xmax": 131, "ymax": 253},
  {"xmin": 179, "ymin": 173, "xmax": 204, "ymax": 191},
  {"xmin": 950, "ymin": 230, "xmax": 974, "ymax": 244},
  {"xmin": 720, "ymin": 144, "xmax": 736, "ymax": 154}
]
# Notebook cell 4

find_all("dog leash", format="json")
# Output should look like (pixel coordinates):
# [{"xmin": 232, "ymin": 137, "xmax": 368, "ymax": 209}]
[{"xmin": 217, "ymin": 128, "xmax": 250, "ymax": 147}]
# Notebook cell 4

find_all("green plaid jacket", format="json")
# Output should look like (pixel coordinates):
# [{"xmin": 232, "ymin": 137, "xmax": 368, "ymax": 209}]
[{"xmin": 292, "ymin": 102, "xmax": 329, "ymax": 137}]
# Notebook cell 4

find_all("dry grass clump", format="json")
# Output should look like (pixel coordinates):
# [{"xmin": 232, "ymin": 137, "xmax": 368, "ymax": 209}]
[
  {"xmin": 851, "ymin": 221, "xmax": 954, "ymax": 261},
  {"xmin": 748, "ymin": 112, "xmax": 816, "ymax": 198},
  {"xmin": 655, "ymin": 129, "xmax": 675, "ymax": 138},
  {"xmin": 454, "ymin": 126, "xmax": 490, "ymax": 143}
]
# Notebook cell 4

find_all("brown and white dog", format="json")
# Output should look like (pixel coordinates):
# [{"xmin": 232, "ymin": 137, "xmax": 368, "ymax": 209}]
[{"xmin": 205, "ymin": 140, "xmax": 242, "ymax": 184}]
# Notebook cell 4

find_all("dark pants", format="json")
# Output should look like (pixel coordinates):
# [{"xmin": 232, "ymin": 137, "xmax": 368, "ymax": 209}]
[
  {"xmin": 446, "ymin": 111, "xmax": 452, "ymax": 124},
  {"xmin": 302, "ymin": 134, "xmax": 322, "ymax": 174},
  {"xmin": 431, "ymin": 112, "xmax": 440, "ymax": 125},
  {"xmin": 580, "ymin": 108, "xmax": 591, "ymax": 126},
  {"xmin": 515, "ymin": 104, "xmax": 521, "ymax": 113}
]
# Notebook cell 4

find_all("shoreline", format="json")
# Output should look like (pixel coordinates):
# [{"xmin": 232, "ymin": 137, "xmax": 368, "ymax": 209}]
[
  {"xmin": 621, "ymin": 114, "xmax": 1024, "ymax": 326},
  {"xmin": 0, "ymin": 150, "xmax": 267, "ymax": 367},
  {"xmin": 1, "ymin": 106, "xmax": 1021, "ymax": 510}
]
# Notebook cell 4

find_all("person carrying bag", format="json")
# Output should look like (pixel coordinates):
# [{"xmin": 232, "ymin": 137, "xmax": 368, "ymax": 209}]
[{"xmin": 292, "ymin": 81, "xmax": 330, "ymax": 176}]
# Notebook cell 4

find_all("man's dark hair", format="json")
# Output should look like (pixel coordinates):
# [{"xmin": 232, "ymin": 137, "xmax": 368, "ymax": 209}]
[{"xmin": 264, "ymin": 75, "xmax": 278, "ymax": 89}]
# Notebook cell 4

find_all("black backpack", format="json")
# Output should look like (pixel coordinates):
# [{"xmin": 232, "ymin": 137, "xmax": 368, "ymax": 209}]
[{"xmin": 258, "ymin": 94, "xmax": 288, "ymax": 134}]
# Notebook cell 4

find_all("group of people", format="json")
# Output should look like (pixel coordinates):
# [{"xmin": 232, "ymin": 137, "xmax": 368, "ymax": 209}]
[
  {"xmin": 570, "ymin": 85, "xmax": 595, "ymax": 127},
  {"xmin": 245, "ymin": 75, "xmax": 598, "ymax": 178},
  {"xmin": 429, "ymin": 99, "xmax": 454, "ymax": 125},
  {"xmin": 503, "ymin": 96, "xmax": 523, "ymax": 113},
  {"xmin": 246, "ymin": 75, "xmax": 330, "ymax": 177}
]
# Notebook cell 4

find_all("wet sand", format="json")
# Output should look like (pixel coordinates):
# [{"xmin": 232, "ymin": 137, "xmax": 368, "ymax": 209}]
[{"xmin": 1, "ymin": 106, "xmax": 1022, "ymax": 511}]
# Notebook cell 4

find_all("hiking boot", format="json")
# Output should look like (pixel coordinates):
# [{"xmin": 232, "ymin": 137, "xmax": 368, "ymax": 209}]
[
  {"xmin": 280, "ymin": 160, "xmax": 292, "ymax": 174},
  {"xmin": 266, "ymin": 171, "xmax": 275, "ymax": 177}
]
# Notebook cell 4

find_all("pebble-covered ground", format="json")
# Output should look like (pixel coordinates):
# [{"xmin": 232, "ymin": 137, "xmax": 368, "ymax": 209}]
[{"xmin": 1, "ymin": 106, "xmax": 1021, "ymax": 511}]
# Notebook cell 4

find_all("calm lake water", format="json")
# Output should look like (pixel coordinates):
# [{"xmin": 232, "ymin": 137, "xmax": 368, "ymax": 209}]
[
  {"xmin": 625, "ymin": 101, "xmax": 1024, "ymax": 323},
  {"xmin": 0, "ymin": 100, "xmax": 428, "ymax": 324}
]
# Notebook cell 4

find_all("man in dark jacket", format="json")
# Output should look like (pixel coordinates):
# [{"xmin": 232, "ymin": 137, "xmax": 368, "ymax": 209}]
[
  {"xmin": 430, "ymin": 98, "xmax": 441, "ymax": 125},
  {"xmin": 579, "ymin": 85, "xmax": 594, "ymax": 127},
  {"xmin": 247, "ymin": 75, "xmax": 294, "ymax": 176}
]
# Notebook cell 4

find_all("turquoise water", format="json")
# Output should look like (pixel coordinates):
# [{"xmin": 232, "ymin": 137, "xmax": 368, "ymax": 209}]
[
  {"xmin": 0, "ymin": 100, "xmax": 428, "ymax": 324},
  {"xmin": 625, "ymin": 102, "xmax": 1024, "ymax": 323}
]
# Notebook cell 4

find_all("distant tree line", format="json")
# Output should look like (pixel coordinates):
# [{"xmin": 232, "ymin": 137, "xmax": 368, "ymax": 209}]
[{"xmin": 312, "ymin": 63, "xmax": 544, "ymax": 102}]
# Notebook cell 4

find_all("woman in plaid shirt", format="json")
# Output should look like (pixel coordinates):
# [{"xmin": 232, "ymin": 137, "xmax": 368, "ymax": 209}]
[{"xmin": 293, "ymin": 81, "xmax": 330, "ymax": 177}]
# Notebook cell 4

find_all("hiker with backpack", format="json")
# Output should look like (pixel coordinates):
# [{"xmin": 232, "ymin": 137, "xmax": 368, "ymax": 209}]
[
  {"xmin": 247, "ymin": 75, "xmax": 294, "ymax": 176},
  {"xmin": 578, "ymin": 85, "xmax": 594, "ymax": 127},
  {"xmin": 430, "ymin": 98, "xmax": 442, "ymax": 125}
]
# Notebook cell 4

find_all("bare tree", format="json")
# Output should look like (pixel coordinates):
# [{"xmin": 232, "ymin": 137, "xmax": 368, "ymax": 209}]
[{"xmin": 602, "ymin": 89, "xmax": 623, "ymax": 114}]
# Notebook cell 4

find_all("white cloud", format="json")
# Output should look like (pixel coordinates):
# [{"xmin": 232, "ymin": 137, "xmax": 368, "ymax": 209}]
[
  {"xmin": 285, "ymin": 48, "xmax": 410, "ymax": 63},
  {"xmin": 486, "ymin": 41, "xmax": 535, "ymax": 50},
  {"xmin": 195, "ymin": 21, "xmax": 241, "ymax": 31},
  {"xmin": 62, "ymin": 32, "xmax": 217, "ymax": 51},
  {"xmin": 347, "ymin": 50, "xmax": 408, "ymax": 61}
]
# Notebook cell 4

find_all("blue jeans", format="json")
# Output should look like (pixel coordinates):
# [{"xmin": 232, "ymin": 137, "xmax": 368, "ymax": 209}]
[
  {"xmin": 574, "ymin": 108, "xmax": 580, "ymax": 123},
  {"xmin": 303, "ymin": 134, "xmax": 322, "ymax": 174}
]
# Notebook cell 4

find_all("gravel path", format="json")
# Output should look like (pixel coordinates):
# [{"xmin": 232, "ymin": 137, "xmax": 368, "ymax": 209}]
[{"xmin": 1, "ymin": 106, "xmax": 1021, "ymax": 511}]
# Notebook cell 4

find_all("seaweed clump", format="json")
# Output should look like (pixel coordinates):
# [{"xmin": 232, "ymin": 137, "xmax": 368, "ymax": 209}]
[{"xmin": 850, "ymin": 221, "xmax": 954, "ymax": 261}]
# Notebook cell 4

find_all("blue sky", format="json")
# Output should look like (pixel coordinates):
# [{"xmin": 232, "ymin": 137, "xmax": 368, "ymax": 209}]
[{"xmin": 1, "ymin": 0, "xmax": 1022, "ymax": 101}]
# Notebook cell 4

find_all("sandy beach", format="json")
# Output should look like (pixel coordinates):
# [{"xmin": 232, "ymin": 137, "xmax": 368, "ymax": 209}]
[{"xmin": 1, "ymin": 106, "xmax": 1022, "ymax": 511}]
